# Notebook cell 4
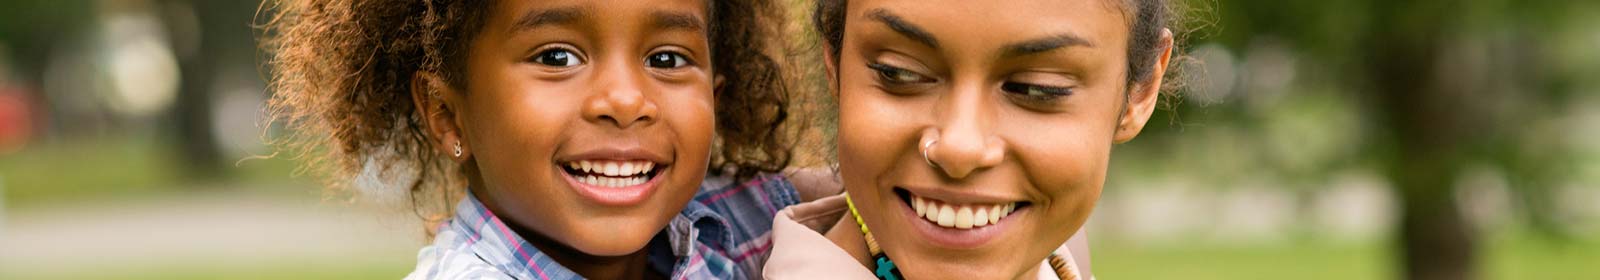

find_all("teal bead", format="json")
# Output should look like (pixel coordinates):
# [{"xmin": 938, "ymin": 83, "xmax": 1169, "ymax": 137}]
[{"xmin": 874, "ymin": 255, "xmax": 901, "ymax": 280}]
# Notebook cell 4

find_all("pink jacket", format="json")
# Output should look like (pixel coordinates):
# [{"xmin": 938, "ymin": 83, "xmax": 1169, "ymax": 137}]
[{"xmin": 763, "ymin": 194, "xmax": 1090, "ymax": 280}]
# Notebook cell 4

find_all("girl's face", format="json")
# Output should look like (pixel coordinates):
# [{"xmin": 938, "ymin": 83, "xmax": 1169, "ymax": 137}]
[
  {"xmin": 830, "ymin": 0, "xmax": 1166, "ymax": 278},
  {"xmin": 441, "ymin": 0, "xmax": 715, "ymax": 256}
]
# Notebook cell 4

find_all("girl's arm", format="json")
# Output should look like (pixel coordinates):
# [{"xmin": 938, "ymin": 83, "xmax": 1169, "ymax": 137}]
[{"xmin": 784, "ymin": 167, "xmax": 843, "ymax": 202}]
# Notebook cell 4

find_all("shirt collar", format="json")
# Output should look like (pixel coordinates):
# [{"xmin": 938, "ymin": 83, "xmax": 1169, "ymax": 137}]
[
  {"xmin": 450, "ymin": 193, "xmax": 585, "ymax": 280},
  {"xmin": 451, "ymin": 191, "xmax": 734, "ymax": 280}
]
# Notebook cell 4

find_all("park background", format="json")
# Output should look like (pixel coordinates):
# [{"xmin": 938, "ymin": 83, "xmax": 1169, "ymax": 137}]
[{"xmin": 1, "ymin": 0, "xmax": 1598, "ymax": 279}]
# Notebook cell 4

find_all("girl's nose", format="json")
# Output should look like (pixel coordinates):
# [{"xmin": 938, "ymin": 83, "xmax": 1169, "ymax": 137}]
[{"xmin": 582, "ymin": 64, "xmax": 659, "ymax": 128}]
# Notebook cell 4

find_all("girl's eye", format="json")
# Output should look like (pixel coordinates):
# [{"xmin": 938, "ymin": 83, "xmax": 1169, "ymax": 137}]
[
  {"xmin": 1001, "ymin": 82, "xmax": 1074, "ymax": 101},
  {"xmin": 867, "ymin": 63, "xmax": 934, "ymax": 85},
  {"xmin": 646, "ymin": 52, "xmax": 691, "ymax": 69},
  {"xmin": 531, "ymin": 49, "xmax": 582, "ymax": 67}
]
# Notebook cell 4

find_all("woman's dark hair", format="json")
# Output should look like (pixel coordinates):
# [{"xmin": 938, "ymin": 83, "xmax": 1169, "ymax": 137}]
[
  {"xmin": 261, "ymin": 0, "xmax": 794, "ymax": 228},
  {"xmin": 813, "ymin": 0, "xmax": 1184, "ymax": 91}
]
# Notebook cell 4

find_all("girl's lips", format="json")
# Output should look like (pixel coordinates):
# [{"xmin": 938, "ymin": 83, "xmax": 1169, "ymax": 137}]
[{"xmin": 559, "ymin": 160, "xmax": 666, "ymax": 207}]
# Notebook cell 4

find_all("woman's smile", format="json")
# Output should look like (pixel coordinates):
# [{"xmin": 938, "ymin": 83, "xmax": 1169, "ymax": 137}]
[{"xmin": 892, "ymin": 186, "xmax": 1034, "ymax": 249}]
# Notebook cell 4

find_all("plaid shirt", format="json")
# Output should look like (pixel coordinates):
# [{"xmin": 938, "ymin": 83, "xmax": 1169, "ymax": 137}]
[{"xmin": 405, "ymin": 173, "xmax": 800, "ymax": 280}]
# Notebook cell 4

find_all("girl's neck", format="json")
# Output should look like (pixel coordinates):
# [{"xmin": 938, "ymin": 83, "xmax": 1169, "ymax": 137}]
[
  {"xmin": 523, "ymin": 235, "xmax": 659, "ymax": 280},
  {"xmin": 466, "ymin": 173, "xmax": 664, "ymax": 280}
]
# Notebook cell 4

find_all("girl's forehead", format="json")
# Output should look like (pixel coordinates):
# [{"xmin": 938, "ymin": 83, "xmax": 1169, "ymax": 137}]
[{"xmin": 484, "ymin": 0, "xmax": 710, "ymax": 32}]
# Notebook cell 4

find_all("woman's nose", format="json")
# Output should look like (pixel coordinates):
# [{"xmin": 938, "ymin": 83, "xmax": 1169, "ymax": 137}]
[{"xmin": 921, "ymin": 85, "xmax": 1006, "ymax": 179}]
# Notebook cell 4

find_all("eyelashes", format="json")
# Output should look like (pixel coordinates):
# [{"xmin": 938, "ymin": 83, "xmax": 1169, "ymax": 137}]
[
  {"xmin": 523, "ymin": 46, "xmax": 697, "ymax": 70},
  {"xmin": 529, "ymin": 47, "xmax": 583, "ymax": 67},
  {"xmin": 867, "ymin": 62, "xmax": 935, "ymax": 85},
  {"xmin": 866, "ymin": 61, "xmax": 1076, "ymax": 104},
  {"xmin": 1000, "ymin": 82, "xmax": 1074, "ymax": 101},
  {"xmin": 645, "ymin": 51, "xmax": 694, "ymax": 69}
]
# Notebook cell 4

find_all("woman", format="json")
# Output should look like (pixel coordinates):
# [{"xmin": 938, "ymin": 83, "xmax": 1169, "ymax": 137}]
[{"xmin": 767, "ymin": 0, "xmax": 1182, "ymax": 279}]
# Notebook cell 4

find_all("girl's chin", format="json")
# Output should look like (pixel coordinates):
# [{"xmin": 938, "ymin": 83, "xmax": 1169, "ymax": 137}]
[{"xmin": 563, "ymin": 221, "xmax": 663, "ymax": 256}]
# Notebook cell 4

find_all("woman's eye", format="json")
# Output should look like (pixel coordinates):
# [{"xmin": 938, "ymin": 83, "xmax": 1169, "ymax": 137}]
[
  {"xmin": 531, "ymin": 49, "xmax": 582, "ymax": 67},
  {"xmin": 867, "ymin": 63, "xmax": 933, "ymax": 84},
  {"xmin": 646, "ymin": 52, "xmax": 691, "ymax": 69},
  {"xmin": 1001, "ymin": 82, "xmax": 1074, "ymax": 100}
]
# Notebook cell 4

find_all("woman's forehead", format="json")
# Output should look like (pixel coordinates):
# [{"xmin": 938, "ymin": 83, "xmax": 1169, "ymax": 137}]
[{"xmin": 844, "ymin": 0, "xmax": 1131, "ymax": 50}]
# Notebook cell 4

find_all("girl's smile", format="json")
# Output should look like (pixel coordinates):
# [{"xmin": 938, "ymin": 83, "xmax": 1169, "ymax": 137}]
[{"xmin": 556, "ymin": 146, "xmax": 672, "ymax": 206}]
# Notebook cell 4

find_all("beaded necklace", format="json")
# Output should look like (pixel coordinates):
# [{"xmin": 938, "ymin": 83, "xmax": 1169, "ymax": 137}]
[{"xmin": 843, "ymin": 193, "xmax": 1077, "ymax": 280}]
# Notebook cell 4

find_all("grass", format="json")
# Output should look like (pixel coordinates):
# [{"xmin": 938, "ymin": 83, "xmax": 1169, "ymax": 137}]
[
  {"xmin": 0, "ymin": 259, "xmax": 413, "ymax": 280},
  {"xmin": 4, "ymin": 138, "xmax": 1596, "ymax": 279},
  {"xmin": 0, "ymin": 135, "xmax": 310, "ymax": 208},
  {"xmin": 0, "ymin": 232, "xmax": 1589, "ymax": 279},
  {"xmin": 1092, "ymin": 231, "xmax": 1600, "ymax": 279}
]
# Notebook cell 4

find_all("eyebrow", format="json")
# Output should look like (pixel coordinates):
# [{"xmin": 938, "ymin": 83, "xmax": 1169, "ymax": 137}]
[
  {"xmin": 649, "ymin": 11, "xmax": 705, "ymax": 32},
  {"xmin": 1001, "ymin": 34, "xmax": 1095, "ymax": 57},
  {"xmin": 514, "ymin": 7, "xmax": 585, "ymax": 31},
  {"xmin": 867, "ymin": 9, "xmax": 939, "ymax": 49}
]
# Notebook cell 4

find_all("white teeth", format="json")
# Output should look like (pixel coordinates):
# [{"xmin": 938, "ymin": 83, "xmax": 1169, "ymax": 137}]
[
  {"xmin": 988, "ymin": 205, "xmax": 1002, "ymax": 224},
  {"xmin": 569, "ymin": 160, "xmax": 656, "ymax": 176},
  {"xmin": 910, "ymin": 194, "xmax": 1019, "ymax": 230},
  {"xmin": 936, "ymin": 205, "xmax": 955, "ymax": 227},
  {"xmin": 974, "ymin": 207, "xmax": 989, "ymax": 227},
  {"xmin": 913, "ymin": 196, "xmax": 926, "ymax": 217},
  {"xmin": 955, "ymin": 207, "xmax": 974, "ymax": 229},
  {"xmin": 567, "ymin": 160, "xmax": 657, "ymax": 188},
  {"xmin": 603, "ymin": 162, "xmax": 619, "ymax": 176}
]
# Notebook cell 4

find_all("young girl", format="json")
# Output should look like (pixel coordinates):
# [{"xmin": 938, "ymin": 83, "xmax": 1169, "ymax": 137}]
[
  {"xmin": 766, "ymin": 0, "xmax": 1184, "ymax": 279},
  {"xmin": 263, "ymin": 0, "xmax": 804, "ymax": 278}
]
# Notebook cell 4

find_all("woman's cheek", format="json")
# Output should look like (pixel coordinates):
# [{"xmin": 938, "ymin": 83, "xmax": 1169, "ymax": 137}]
[
  {"xmin": 837, "ymin": 93, "xmax": 917, "ymax": 175},
  {"xmin": 1016, "ymin": 124, "xmax": 1110, "ymax": 218}
]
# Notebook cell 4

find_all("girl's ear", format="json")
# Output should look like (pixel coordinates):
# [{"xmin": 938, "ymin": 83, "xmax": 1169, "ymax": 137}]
[
  {"xmin": 1113, "ymin": 28, "xmax": 1174, "ymax": 144},
  {"xmin": 411, "ymin": 72, "xmax": 471, "ymax": 162},
  {"xmin": 714, "ymin": 74, "xmax": 726, "ymax": 92},
  {"xmin": 822, "ymin": 44, "xmax": 841, "ymax": 97}
]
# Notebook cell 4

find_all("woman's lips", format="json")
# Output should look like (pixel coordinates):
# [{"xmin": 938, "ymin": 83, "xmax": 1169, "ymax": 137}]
[
  {"xmin": 559, "ymin": 159, "xmax": 665, "ymax": 206},
  {"xmin": 894, "ymin": 188, "xmax": 1028, "ymax": 249},
  {"xmin": 911, "ymin": 194, "xmax": 1018, "ymax": 229}
]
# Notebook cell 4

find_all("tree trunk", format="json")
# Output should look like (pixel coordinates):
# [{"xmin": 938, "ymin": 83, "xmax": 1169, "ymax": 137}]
[{"xmin": 1365, "ymin": 1, "xmax": 1479, "ymax": 279}]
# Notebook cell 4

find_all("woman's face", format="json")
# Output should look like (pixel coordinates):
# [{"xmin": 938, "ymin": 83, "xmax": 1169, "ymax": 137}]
[
  {"xmin": 441, "ymin": 0, "xmax": 716, "ymax": 256},
  {"xmin": 831, "ymin": 0, "xmax": 1166, "ymax": 278}
]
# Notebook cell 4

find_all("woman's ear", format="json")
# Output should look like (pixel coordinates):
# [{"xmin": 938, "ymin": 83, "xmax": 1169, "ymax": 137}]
[
  {"xmin": 822, "ymin": 44, "xmax": 841, "ymax": 98},
  {"xmin": 410, "ymin": 72, "xmax": 470, "ymax": 162},
  {"xmin": 1113, "ymin": 28, "xmax": 1174, "ymax": 144}
]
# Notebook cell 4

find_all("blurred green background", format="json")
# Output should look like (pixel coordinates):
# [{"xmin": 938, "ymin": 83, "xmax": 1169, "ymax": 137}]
[{"xmin": 1, "ymin": 0, "xmax": 1597, "ymax": 279}]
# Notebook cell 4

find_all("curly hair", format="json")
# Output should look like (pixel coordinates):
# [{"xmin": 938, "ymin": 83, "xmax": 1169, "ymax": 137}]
[{"xmin": 260, "ymin": 0, "xmax": 795, "ymax": 227}]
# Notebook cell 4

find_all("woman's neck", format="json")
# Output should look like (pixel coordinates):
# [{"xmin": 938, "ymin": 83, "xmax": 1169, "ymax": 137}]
[
  {"xmin": 822, "ymin": 205, "xmax": 1049, "ymax": 280},
  {"xmin": 823, "ymin": 210, "xmax": 874, "ymax": 268}
]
